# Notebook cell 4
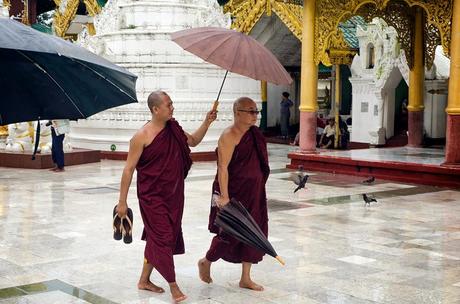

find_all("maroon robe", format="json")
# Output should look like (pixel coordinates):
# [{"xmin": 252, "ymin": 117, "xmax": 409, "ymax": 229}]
[
  {"xmin": 136, "ymin": 120, "xmax": 192, "ymax": 283},
  {"xmin": 206, "ymin": 126, "xmax": 270, "ymax": 264}
]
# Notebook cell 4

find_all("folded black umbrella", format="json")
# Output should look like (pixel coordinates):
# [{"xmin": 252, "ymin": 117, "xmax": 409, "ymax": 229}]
[{"xmin": 215, "ymin": 198, "xmax": 285, "ymax": 265}]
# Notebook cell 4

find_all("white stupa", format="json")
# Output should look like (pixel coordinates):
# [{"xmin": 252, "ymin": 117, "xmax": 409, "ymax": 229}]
[{"xmin": 72, "ymin": 0, "xmax": 260, "ymax": 152}]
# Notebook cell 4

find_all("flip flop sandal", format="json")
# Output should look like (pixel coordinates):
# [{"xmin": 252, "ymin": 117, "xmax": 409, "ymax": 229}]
[
  {"xmin": 112, "ymin": 205, "xmax": 122, "ymax": 241},
  {"xmin": 121, "ymin": 208, "xmax": 133, "ymax": 244}
]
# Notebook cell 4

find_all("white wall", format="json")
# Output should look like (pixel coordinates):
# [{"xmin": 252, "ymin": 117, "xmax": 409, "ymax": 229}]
[{"xmin": 424, "ymin": 80, "xmax": 448, "ymax": 138}]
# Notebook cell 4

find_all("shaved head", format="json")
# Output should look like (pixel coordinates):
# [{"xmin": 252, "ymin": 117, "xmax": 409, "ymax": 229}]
[
  {"xmin": 233, "ymin": 97, "xmax": 256, "ymax": 114},
  {"xmin": 147, "ymin": 90, "xmax": 168, "ymax": 113}
]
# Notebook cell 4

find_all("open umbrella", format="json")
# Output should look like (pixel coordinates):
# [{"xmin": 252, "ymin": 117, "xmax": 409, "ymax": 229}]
[
  {"xmin": 0, "ymin": 18, "xmax": 138, "ymax": 125},
  {"xmin": 215, "ymin": 198, "xmax": 285, "ymax": 265},
  {"xmin": 171, "ymin": 27, "xmax": 292, "ymax": 107}
]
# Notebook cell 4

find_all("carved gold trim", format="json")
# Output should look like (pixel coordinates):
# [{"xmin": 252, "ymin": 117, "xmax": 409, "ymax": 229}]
[
  {"xmin": 315, "ymin": 0, "xmax": 451, "ymax": 68},
  {"xmin": 227, "ymin": 0, "xmax": 452, "ymax": 69},
  {"xmin": 226, "ymin": 0, "xmax": 303, "ymax": 38},
  {"xmin": 54, "ymin": 0, "xmax": 101, "ymax": 37},
  {"xmin": 225, "ymin": 0, "xmax": 268, "ymax": 33},
  {"xmin": 21, "ymin": 0, "xmax": 29, "ymax": 25},
  {"xmin": 87, "ymin": 23, "xmax": 96, "ymax": 35},
  {"xmin": 272, "ymin": 1, "xmax": 302, "ymax": 40},
  {"xmin": 83, "ymin": 0, "xmax": 101, "ymax": 16},
  {"xmin": 53, "ymin": 0, "xmax": 80, "ymax": 37}
]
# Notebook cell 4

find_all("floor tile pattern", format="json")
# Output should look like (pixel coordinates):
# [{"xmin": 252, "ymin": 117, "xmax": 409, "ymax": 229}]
[{"xmin": 0, "ymin": 144, "xmax": 459, "ymax": 303}]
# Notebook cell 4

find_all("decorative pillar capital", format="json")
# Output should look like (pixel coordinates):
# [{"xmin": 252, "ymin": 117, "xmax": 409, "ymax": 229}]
[
  {"xmin": 446, "ymin": 107, "xmax": 460, "ymax": 115},
  {"xmin": 407, "ymin": 105, "xmax": 425, "ymax": 112}
]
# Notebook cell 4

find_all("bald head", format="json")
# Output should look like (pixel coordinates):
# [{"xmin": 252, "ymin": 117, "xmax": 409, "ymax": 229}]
[
  {"xmin": 147, "ymin": 90, "xmax": 168, "ymax": 113},
  {"xmin": 233, "ymin": 97, "xmax": 256, "ymax": 114}
]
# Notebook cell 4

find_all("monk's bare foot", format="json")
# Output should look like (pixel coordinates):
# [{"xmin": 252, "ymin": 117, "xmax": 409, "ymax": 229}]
[
  {"xmin": 137, "ymin": 281, "xmax": 165, "ymax": 293},
  {"xmin": 239, "ymin": 279, "xmax": 264, "ymax": 291},
  {"xmin": 169, "ymin": 283, "xmax": 187, "ymax": 303},
  {"xmin": 198, "ymin": 258, "xmax": 213, "ymax": 283}
]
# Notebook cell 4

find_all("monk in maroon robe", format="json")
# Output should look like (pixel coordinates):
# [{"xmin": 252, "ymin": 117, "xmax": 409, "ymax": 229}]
[
  {"xmin": 198, "ymin": 97, "xmax": 270, "ymax": 291},
  {"xmin": 116, "ymin": 90, "xmax": 216, "ymax": 302}
]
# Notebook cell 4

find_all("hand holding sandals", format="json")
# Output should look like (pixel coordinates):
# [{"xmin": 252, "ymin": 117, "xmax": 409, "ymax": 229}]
[
  {"xmin": 113, "ymin": 201, "xmax": 133, "ymax": 244},
  {"xmin": 116, "ymin": 200, "xmax": 128, "ymax": 217}
]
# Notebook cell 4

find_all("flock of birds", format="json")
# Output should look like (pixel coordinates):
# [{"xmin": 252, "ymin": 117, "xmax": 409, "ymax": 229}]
[{"xmin": 291, "ymin": 166, "xmax": 378, "ymax": 206}]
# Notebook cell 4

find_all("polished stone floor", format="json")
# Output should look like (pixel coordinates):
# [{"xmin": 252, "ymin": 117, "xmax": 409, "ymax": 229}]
[
  {"xmin": 317, "ymin": 147, "xmax": 446, "ymax": 165},
  {"xmin": 1, "ymin": 144, "xmax": 460, "ymax": 303}
]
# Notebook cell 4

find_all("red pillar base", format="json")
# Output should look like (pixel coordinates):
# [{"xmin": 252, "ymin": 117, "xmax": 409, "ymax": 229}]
[
  {"xmin": 407, "ymin": 110, "xmax": 423, "ymax": 147},
  {"xmin": 442, "ymin": 114, "xmax": 460, "ymax": 166},
  {"xmin": 299, "ymin": 111, "xmax": 317, "ymax": 153}
]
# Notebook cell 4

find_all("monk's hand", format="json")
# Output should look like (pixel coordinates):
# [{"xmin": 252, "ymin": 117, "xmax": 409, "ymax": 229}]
[
  {"xmin": 215, "ymin": 196, "xmax": 230, "ymax": 209},
  {"xmin": 116, "ymin": 201, "xmax": 128, "ymax": 218},
  {"xmin": 205, "ymin": 110, "xmax": 217, "ymax": 126}
]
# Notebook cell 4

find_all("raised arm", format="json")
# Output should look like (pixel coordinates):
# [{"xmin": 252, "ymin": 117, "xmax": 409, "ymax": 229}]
[
  {"xmin": 215, "ymin": 132, "xmax": 235, "ymax": 208},
  {"xmin": 117, "ymin": 132, "xmax": 145, "ymax": 217},
  {"xmin": 186, "ymin": 110, "xmax": 217, "ymax": 147}
]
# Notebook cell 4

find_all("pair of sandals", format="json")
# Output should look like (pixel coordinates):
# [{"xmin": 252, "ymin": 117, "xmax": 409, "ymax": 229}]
[{"xmin": 113, "ymin": 205, "xmax": 133, "ymax": 244}]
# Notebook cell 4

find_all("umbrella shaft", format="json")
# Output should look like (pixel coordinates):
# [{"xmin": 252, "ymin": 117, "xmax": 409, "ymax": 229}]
[{"xmin": 216, "ymin": 70, "xmax": 229, "ymax": 102}]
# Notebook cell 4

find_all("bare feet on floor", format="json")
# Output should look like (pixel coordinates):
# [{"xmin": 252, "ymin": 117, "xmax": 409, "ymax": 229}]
[
  {"xmin": 169, "ymin": 283, "xmax": 187, "ymax": 303},
  {"xmin": 198, "ymin": 258, "xmax": 213, "ymax": 283},
  {"xmin": 137, "ymin": 281, "xmax": 165, "ymax": 293},
  {"xmin": 239, "ymin": 279, "xmax": 264, "ymax": 291}
]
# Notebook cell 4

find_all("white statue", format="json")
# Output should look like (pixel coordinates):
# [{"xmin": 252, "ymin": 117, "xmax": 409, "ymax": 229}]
[
  {"xmin": 37, "ymin": 121, "xmax": 52, "ymax": 153},
  {"xmin": 0, "ymin": 1, "xmax": 9, "ymax": 18},
  {"xmin": 5, "ymin": 122, "xmax": 34, "ymax": 152},
  {"xmin": 0, "ymin": 125, "xmax": 8, "ymax": 150}
]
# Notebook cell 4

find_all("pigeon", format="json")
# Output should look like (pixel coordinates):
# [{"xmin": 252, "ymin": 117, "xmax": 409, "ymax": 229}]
[
  {"xmin": 291, "ymin": 166, "xmax": 309, "ymax": 193},
  {"xmin": 362, "ymin": 193, "xmax": 377, "ymax": 206},
  {"xmin": 362, "ymin": 176, "xmax": 375, "ymax": 185}
]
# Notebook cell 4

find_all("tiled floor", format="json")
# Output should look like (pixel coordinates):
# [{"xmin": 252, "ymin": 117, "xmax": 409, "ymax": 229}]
[
  {"xmin": 317, "ymin": 146, "xmax": 446, "ymax": 165},
  {"xmin": 0, "ymin": 144, "xmax": 460, "ymax": 303}
]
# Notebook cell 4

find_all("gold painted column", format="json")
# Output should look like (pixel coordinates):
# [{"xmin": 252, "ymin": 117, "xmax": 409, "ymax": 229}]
[
  {"xmin": 299, "ymin": 0, "xmax": 318, "ymax": 152},
  {"xmin": 407, "ymin": 7, "xmax": 425, "ymax": 147},
  {"xmin": 444, "ymin": 0, "xmax": 460, "ymax": 165},
  {"xmin": 334, "ymin": 64, "xmax": 341, "ymax": 148},
  {"xmin": 260, "ymin": 80, "xmax": 268, "ymax": 131}
]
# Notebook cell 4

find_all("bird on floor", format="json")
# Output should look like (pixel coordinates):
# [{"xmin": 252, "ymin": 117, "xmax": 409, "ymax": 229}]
[
  {"xmin": 291, "ymin": 165, "xmax": 309, "ymax": 193},
  {"xmin": 362, "ymin": 176, "xmax": 375, "ymax": 185},
  {"xmin": 362, "ymin": 193, "xmax": 377, "ymax": 206}
]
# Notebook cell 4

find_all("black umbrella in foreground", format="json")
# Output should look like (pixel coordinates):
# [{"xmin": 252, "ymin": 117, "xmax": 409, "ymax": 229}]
[
  {"xmin": 0, "ymin": 18, "xmax": 138, "ymax": 125},
  {"xmin": 215, "ymin": 199, "xmax": 285, "ymax": 265},
  {"xmin": 0, "ymin": 18, "xmax": 138, "ymax": 158}
]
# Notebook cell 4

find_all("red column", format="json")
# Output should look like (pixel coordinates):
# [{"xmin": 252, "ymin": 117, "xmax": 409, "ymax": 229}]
[
  {"xmin": 407, "ymin": 111, "xmax": 423, "ymax": 147},
  {"xmin": 444, "ymin": 116, "xmax": 460, "ymax": 166},
  {"xmin": 299, "ymin": 112, "xmax": 317, "ymax": 152},
  {"xmin": 444, "ymin": 0, "xmax": 460, "ymax": 166}
]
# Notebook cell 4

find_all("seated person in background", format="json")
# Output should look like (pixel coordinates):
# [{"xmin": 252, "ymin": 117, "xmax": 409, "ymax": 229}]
[
  {"xmin": 319, "ymin": 118, "xmax": 335, "ymax": 148},
  {"xmin": 290, "ymin": 117, "xmax": 327, "ymax": 146}
]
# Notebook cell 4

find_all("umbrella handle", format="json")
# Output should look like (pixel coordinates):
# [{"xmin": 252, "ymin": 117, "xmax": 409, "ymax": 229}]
[
  {"xmin": 216, "ymin": 70, "xmax": 229, "ymax": 102},
  {"xmin": 275, "ymin": 256, "xmax": 285, "ymax": 266}
]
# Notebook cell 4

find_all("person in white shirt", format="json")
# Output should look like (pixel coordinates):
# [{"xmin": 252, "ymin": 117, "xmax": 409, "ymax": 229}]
[{"xmin": 319, "ymin": 118, "xmax": 335, "ymax": 149}]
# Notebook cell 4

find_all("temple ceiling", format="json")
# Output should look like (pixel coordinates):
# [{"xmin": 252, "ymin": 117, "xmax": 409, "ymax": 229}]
[
  {"xmin": 224, "ymin": 0, "xmax": 452, "ymax": 69},
  {"xmin": 250, "ymin": 13, "xmax": 302, "ymax": 67}
]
